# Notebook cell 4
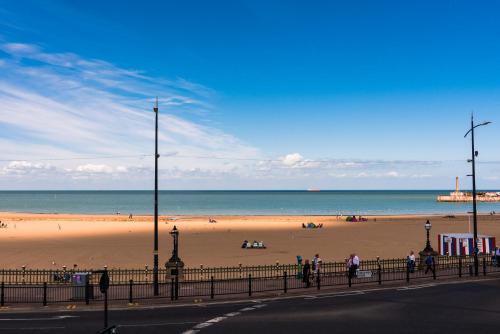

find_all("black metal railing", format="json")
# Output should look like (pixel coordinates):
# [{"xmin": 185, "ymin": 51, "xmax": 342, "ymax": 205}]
[{"xmin": 1, "ymin": 255, "xmax": 499, "ymax": 306}]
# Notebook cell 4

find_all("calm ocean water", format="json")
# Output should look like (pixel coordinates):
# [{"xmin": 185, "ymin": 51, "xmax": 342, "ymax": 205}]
[{"xmin": 0, "ymin": 190, "xmax": 499, "ymax": 215}]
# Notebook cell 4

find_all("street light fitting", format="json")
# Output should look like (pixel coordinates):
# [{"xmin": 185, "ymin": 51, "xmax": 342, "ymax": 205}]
[
  {"xmin": 425, "ymin": 220, "xmax": 432, "ymax": 231},
  {"xmin": 464, "ymin": 120, "xmax": 492, "ymax": 138}
]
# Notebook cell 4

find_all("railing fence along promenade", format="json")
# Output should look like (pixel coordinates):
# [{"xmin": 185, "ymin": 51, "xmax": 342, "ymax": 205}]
[{"xmin": 1, "ymin": 255, "xmax": 499, "ymax": 306}]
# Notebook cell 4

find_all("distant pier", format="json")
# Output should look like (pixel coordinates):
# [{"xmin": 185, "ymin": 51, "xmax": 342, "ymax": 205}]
[{"xmin": 437, "ymin": 177, "xmax": 500, "ymax": 202}]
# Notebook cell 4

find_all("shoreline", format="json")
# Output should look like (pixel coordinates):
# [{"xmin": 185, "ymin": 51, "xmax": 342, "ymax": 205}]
[{"xmin": 0, "ymin": 211, "xmax": 493, "ymax": 217}]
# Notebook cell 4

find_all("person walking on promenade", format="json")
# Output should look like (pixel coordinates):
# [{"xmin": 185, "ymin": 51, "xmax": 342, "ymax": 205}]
[
  {"xmin": 493, "ymin": 247, "xmax": 500, "ymax": 267},
  {"xmin": 424, "ymin": 254, "xmax": 435, "ymax": 275},
  {"xmin": 312, "ymin": 254, "xmax": 320, "ymax": 277},
  {"xmin": 407, "ymin": 251, "xmax": 416, "ymax": 273},
  {"xmin": 352, "ymin": 253, "xmax": 360, "ymax": 277},
  {"xmin": 303, "ymin": 259, "xmax": 311, "ymax": 287},
  {"xmin": 346, "ymin": 254, "xmax": 355, "ymax": 279}
]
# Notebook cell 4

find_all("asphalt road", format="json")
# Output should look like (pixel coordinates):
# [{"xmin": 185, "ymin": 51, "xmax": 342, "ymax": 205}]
[{"xmin": 1, "ymin": 278, "xmax": 500, "ymax": 334}]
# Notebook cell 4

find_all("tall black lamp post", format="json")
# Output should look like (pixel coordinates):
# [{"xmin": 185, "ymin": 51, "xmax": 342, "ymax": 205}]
[
  {"xmin": 419, "ymin": 220, "xmax": 437, "ymax": 262},
  {"xmin": 153, "ymin": 97, "xmax": 160, "ymax": 296},
  {"xmin": 464, "ymin": 116, "xmax": 491, "ymax": 276}
]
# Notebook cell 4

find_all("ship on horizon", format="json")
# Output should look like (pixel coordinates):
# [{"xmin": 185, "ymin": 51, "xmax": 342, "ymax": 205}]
[{"xmin": 437, "ymin": 177, "xmax": 500, "ymax": 202}]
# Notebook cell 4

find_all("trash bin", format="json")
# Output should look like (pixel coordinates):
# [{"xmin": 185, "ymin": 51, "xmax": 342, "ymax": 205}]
[{"xmin": 71, "ymin": 272, "xmax": 93, "ymax": 300}]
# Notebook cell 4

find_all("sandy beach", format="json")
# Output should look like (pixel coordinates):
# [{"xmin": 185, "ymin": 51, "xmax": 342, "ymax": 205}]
[{"xmin": 1, "ymin": 212, "xmax": 499, "ymax": 269}]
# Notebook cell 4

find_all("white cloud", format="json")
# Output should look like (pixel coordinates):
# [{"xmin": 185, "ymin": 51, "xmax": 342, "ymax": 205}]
[
  {"xmin": 282, "ymin": 153, "xmax": 303, "ymax": 166},
  {"xmin": 385, "ymin": 171, "xmax": 400, "ymax": 178},
  {"xmin": 75, "ymin": 164, "xmax": 114, "ymax": 174},
  {"xmin": 1, "ymin": 161, "xmax": 55, "ymax": 176}
]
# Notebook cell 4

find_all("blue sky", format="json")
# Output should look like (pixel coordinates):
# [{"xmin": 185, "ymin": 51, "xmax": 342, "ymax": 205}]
[{"xmin": 0, "ymin": 0, "xmax": 499, "ymax": 189}]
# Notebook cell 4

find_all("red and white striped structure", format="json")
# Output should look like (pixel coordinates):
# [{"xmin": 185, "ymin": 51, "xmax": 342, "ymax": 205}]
[{"xmin": 438, "ymin": 233, "xmax": 496, "ymax": 256}]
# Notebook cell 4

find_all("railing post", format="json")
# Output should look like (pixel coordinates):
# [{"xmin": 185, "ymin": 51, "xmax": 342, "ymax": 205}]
[
  {"xmin": 42, "ymin": 282, "xmax": 47, "ymax": 306},
  {"xmin": 174, "ymin": 275, "xmax": 179, "ymax": 300},
  {"xmin": 129, "ymin": 279, "xmax": 133, "ymax": 304},
  {"xmin": 248, "ymin": 274, "xmax": 252, "ymax": 296},
  {"xmin": 210, "ymin": 276, "xmax": 214, "ymax": 299},
  {"xmin": 406, "ymin": 265, "xmax": 410, "ymax": 283},
  {"xmin": 483, "ymin": 257, "xmax": 487, "ymax": 276},
  {"xmin": 469, "ymin": 264, "xmax": 473, "ymax": 277},
  {"xmin": 432, "ymin": 260, "xmax": 436, "ymax": 280},
  {"xmin": 85, "ymin": 276, "xmax": 90, "ymax": 305},
  {"xmin": 377, "ymin": 257, "xmax": 382, "ymax": 285},
  {"xmin": 459, "ymin": 257, "xmax": 462, "ymax": 278},
  {"xmin": 283, "ymin": 271, "xmax": 287, "ymax": 293},
  {"xmin": 316, "ymin": 269, "xmax": 321, "ymax": 290},
  {"xmin": 0, "ymin": 282, "xmax": 4, "ymax": 306},
  {"xmin": 170, "ymin": 278, "xmax": 174, "ymax": 301}
]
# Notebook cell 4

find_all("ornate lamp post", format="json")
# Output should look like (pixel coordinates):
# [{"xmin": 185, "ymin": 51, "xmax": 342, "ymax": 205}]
[
  {"xmin": 419, "ymin": 220, "xmax": 437, "ymax": 261},
  {"xmin": 424, "ymin": 220, "xmax": 433, "ymax": 253},
  {"xmin": 169, "ymin": 225, "xmax": 180, "ymax": 263},
  {"xmin": 166, "ymin": 225, "xmax": 184, "ymax": 279}
]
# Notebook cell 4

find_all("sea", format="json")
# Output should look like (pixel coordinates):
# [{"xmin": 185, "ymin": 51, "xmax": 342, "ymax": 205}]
[{"xmin": 0, "ymin": 190, "xmax": 499, "ymax": 215}]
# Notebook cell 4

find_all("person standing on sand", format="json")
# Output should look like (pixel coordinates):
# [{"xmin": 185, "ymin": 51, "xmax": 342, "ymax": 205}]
[{"xmin": 303, "ymin": 259, "xmax": 311, "ymax": 287}]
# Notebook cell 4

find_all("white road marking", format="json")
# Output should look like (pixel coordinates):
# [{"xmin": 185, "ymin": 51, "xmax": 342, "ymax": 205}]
[
  {"xmin": 224, "ymin": 312, "xmax": 241, "ymax": 317},
  {"xmin": 193, "ymin": 322, "xmax": 213, "ymax": 329},
  {"xmin": 0, "ymin": 315, "xmax": 78, "ymax": 321},
  {"xmin": 183, "ymin": 304, "xmax": 267, "ymax": 333},
  {"xmin": 239, "ymin": 307, "xmax": 255, "ymax": 312},
  {"xmin": 180, "ymin": 330, "xmax": 199, "ymax": 334},
  {"xmin": 252, "ymin": 304, "xmax": 267, "ymax": 309},
  {"xmin": 398, "ymin": 284, "xmax": 436, "ymax": 291},
  {"xmin": 206, "ymin": 317, "xmax": 227, "ymax": 323},
  {"xmin": 304, "ymin": 291, "xmax": 365, "ymax": 299}
]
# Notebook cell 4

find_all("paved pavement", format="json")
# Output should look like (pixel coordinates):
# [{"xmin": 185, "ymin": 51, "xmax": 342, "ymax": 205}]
[{"xmin": 1, "ymin": 278, "xmax": 499, "ymax": 333}]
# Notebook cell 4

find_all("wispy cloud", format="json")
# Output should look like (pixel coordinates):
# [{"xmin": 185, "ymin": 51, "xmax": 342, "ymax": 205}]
[
  {"xmin": 0, "ymin": 41, "xmax": 262, "ymax": 188},
  {"xmin": 1, "ymin": 41, "xmax": 497, "ymax": 189}
]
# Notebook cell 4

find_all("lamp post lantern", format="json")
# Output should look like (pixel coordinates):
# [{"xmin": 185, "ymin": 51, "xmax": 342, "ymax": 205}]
[
  {"xmin": 464, "ymin": 115, "xmax": 491, "ymax": 276},
  {"xmin": 153, "ymin": 97, "xmax": 160, "ymax": 296}
]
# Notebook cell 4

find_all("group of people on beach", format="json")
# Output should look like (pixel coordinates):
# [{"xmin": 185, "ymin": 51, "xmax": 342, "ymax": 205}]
[
  {"xmin": 302, "ymin": 222, "xmax": 323, "ymax": 229},
  {"xmin": 241, "ymin": 240, "xmax": 266, "ymax": 249},
  {"xmin": 0, "ymin": 221, "xmax": 7, "ymax": 229}
]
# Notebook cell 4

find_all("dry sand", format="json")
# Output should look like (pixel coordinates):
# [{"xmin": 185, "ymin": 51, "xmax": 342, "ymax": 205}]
[{"xmin": 1, "ymin": 212, "xmax": 499, "ymax": 269}]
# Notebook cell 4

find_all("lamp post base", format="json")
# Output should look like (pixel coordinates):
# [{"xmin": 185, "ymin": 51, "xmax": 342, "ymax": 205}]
[
  {"xmin": 165, "ymin": 260, "xmax": 185, "ymax": 280},
  {"xmin": 418, "ymin": 248, "xmax": 438, "ymax": 269}
]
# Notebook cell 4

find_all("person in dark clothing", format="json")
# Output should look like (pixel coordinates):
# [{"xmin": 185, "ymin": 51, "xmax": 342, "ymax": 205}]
[
  {"xmin": 302, "ymin": 259, "xmax": 311, "ymax": 287},
  {"xmin": 424, "ymin": 255, "xmax": 435, "ymax": 274}
]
